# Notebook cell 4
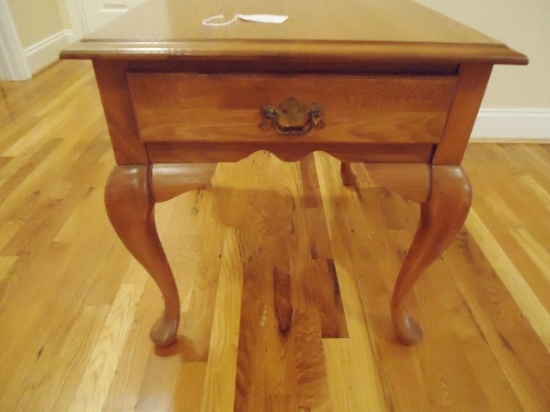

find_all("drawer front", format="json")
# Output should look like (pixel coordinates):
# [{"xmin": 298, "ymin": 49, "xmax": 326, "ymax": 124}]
[{"xmin": 128, "ymin": 73, "xmax": 456, "ymax": 144}]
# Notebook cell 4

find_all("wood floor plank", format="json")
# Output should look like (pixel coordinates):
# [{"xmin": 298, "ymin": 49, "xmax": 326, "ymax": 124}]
[
  {"xmin": 160, "ymin": 190, "xmax": 224, "ymax": 363},
  {"xmin": 228, "ymin": 154, "xmax": 301, "ymax": 411},
  {"xmin": 173, "ymin": 363, "xmax": 207, "ymax": 412},
  {"xmin": 293, "ymin": 309, "xmax": 331, "ymax": 411},
  {"xmin": 201, "ymin": 228, "xmax": 243, "ymax": 412},
  {"xmin": 511, "ymin": 228, "xmax": 550, "ymax": 284},
  {"xmin": 133, "ymin": 347, "xmax": 180, "ymax": 412},
  {"xmin": 299, "ymin": 155, "xmax": 349, "ymax": 339},
  {"xmin": 1, "ymin": 61, "xmax": 550, "ymax": 411},
  {"xmin": 463, "ymin": 145, "xmax": 550, "ymax": 315},
  {"xmin": 314, "ymin": 152, "xmax": 392, "ymax": 411},
  {"xmin": 101, "ymin": 263, "xmax": 159, "ymax": 411},
  {"xmin": 445, "ymin": 230, "xmax": 550, "ymax": 410},
  {"xmin": 69, "ymin": 284, "xmax": 144, "ymax": 411},
  {"xmin": 466, "ymin": 209, "xmax": 550, "ymax": 350}
]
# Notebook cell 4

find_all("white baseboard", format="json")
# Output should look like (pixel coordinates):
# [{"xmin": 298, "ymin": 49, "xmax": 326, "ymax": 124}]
[
  {"xmin": 25, "ymin": 30, "xmax": 73, "ymax": 74},
  {"xmin": 471, "ymin": 109, "xmax": 550, "ymax": 141}
]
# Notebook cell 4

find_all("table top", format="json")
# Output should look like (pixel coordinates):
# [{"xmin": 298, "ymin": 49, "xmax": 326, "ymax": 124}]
[{"xmin": 61, "ymin": 0, "xmax": 527, "ymax": 66}]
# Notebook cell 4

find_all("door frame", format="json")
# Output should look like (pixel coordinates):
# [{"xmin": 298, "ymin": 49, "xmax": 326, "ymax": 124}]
[
  {"xmin": 0, "ymin": 0, "xmax": 89, "ymax": 81},
  {"xmin": 63, "ymin": 0, "xmax": 89, "ymax": 42},
  {"xmin": 0, "ymin": 0, "xmax": 32, "ymax": 80}
]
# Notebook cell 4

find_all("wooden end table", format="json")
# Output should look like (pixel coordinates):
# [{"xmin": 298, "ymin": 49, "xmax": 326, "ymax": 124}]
[{"xmin": 61, "ymin": 0, "xmax": 527, "ymax": 347}]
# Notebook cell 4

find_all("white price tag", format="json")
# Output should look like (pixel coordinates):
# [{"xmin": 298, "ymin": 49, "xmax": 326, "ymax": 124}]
[
  {"xmin": 237, "ymin": 14, "xmax": 288, "ymax": 24},
  {"xmin": 202, "ymin": 14, "xmax": 288, "ymax": 26}
]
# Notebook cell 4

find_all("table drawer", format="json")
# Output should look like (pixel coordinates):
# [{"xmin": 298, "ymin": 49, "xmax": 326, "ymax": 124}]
[{"xmin": 128, "ymin": 73, "xmax": 456, "ymax": 144}]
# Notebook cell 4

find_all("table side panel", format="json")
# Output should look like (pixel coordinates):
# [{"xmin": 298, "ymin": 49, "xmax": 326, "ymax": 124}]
[
  {"xmin": 93, "ymin": 61, "xmax": 148, "ymax": 164},
  {"xmin": 433, "ymin": 63, "xmax": 493, "ymax": 165}
]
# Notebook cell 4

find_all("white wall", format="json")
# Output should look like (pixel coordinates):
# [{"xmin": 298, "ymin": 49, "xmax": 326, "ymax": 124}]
[
  {"xmin": 5, "ymin": 0, "xmax": 72, "ymax": 74},
  {"xmin": 0, "ymin": 0, "xmax": 32, "ymax": 80},
  {"xmin": 414, "ymin": 0, "xmax": 550, "ymax": 139}
]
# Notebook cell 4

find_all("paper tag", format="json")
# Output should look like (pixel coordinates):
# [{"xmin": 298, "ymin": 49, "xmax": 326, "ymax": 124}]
[
  {"xmin": 202, "ymin": 13, "xmax": 288, "ymax": 27},
  {"xmin": 237, "ymin": 14, "xmax": 288, "ymax": 24}
]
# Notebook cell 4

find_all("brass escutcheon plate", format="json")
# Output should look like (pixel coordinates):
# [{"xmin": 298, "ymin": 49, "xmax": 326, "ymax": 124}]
[{"xmin": 260, "ymin": 96, "xmax": 324, "ymax": 136}]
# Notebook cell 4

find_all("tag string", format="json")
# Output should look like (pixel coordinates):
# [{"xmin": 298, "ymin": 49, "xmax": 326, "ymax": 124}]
[{"xmin": 202, "ymin": 14, "xmax": 239, "ymax": 27}]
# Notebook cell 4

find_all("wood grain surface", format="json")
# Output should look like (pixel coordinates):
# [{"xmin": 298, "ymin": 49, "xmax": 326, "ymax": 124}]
[
  {"xmin": 1, "ymin": 60, "xmax": 550, "ymax": 411},
  {"xmin": 127, "ymin": 73, "xmax": 455, "ymax": 144},
  {"xmin": 60, "ymin": 0, "xmax": 527, "ymax": 65},
  {"xmin": 85, "ymin": 0, "xmax": 500, "ymax": 44}
]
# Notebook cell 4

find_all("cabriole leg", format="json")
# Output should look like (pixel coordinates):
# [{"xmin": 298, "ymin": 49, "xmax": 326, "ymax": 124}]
[
  {"xmin": 105, "ymin": 165, "xmax": 180, "ymax": 347},
  {"xmin": 104, "ymin": 163, "xmax": 216, "ymax": 347},
  {"xmin": 105, "ymin": 163, "xmax": 216, "ymax": 346},
  {"xmin": 391, "ymin": 165, "xmax": 472, "ymax": 345}
]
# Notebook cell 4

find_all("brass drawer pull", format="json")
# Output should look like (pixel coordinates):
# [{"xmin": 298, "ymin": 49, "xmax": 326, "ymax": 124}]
[{"xmin": 260, "ymin": 96, "xmax": 324, "ymax": 136}]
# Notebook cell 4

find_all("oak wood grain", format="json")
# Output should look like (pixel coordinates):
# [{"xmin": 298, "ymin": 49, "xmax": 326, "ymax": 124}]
[
  {"xmin": 433, "ymin": 63, "xmax": 494, "ymax": 165},
  {"xmin": 105, "ymin": 165, "xmax": 180, "ymax": 347},
  {"xmin": 362, "ymin": 163, "xmax": 431, "ymax": 203},
  {"xmin": 92, "ymin": 61, "xmax": 148, "ymax": 165},
  {"xmin": 152, "ymin": 163, "xmax": 217, "ymax": 203},
  {"xmin": 60, "ymin": 0, "xmax": 527, "ymax": 65},
  {"xmin": 391, "ymin": 165, "xmax": 472, "ymax": 345},
  {"xmin": 145, "ymin": 141, "xmax": 435, "ymax": 164},
  {"xmin": 128, "ymin": 73, "xmax": 456, "ymax": 145},
  {"xmin": 1, "ymin": 61, "xmax": 550, "ymax": 410}
]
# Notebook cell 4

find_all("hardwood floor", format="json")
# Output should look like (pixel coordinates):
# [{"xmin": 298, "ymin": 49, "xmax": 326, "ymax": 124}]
[{"xmin": 1, "ymin": 61, "xmax": 550, "ymax": 411}]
